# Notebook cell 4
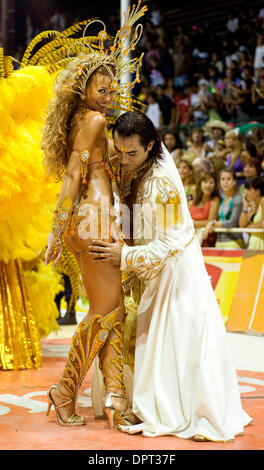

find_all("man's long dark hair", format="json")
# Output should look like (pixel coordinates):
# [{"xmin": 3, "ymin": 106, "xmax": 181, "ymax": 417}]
[{"xmin": 112, "ymin": 111, "xmax": 163, "ymax": 165}]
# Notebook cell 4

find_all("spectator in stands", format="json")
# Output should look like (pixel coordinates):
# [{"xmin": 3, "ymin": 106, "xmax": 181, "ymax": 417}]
[
  {"xmin": 189, "ymin": 79, "xmax": 210, "ymax": 125},
  {"xmin": 137, "ymin": 84, "xmax": 149, "ymax": 106},
  {"xmin": 204, "ymin": 120, "xmax": 231, "ymax": 154},
  {"xmin": 189, "ymin": 171, "xmax": 220, "ymax": 246},
  {"xmin": 175, "ymin": 85, "xmax": 193, "ymax": 126},
  {"xmin": 192, "ymin": 157, "xmax": 214, "ymax": 180},
  {"xmin": 156, "ymin": 33, "xmax": 174, "ymax": 80},
  {"xmin": 251, "ymin": 77, "xmax": 264, "ymax": 115},
  {"xmin": 203, "ymin": 169, "xmax": 245, "ymax": 248},
  {"xmin": 148, "ymin": 56, "xmax": 166, "ymax": 87},
  {"xmin": 237, "ymin": 49, "xmax": 252, "ymax": 73},
  {"xmin": 145, "ymin": 91, "xmax": 162, "ymax": 130},
  {"xmin": 237, "ymin": 65, "xmax": 255, "ymax": 118},
  {"xmin": 164, "ymin": 78, "xmax": 177, "ymax": 102},
  {"xmin": 162, "ymin": 131, "xmax": 183, "ymax": 164},
  {"xmin": 253, "ymin": 34, "xmax": 264, "ymax": 79},
  {"xmin": 207, "ymin": 140, "xmax": 227, "ymax": 176},
  {"xmin": 172, "ymin": 42, "xmax": 190, "ymax": 88},
  {"xmin": 225, "ymin": 129, "xmax": 246, "ymax": 187},
  {"xmin": 240, "ymin": 157, "xmax": 262, "ymax": 196},
  {"xmin": 219, "ymin": 67, "xmax": 237, "ymax": 118},
  {"xmin": 239, "ymin": 177, "xmax": 264, "ymax": 249},
  {"xmin": 244, "ymin": 157, "xmax": 262, "ymax": 179},
  {"xmin": 226, "ymin": 12, "xmax": 239, "ymax": 35},
  {"xmin": 185, "ymin": 127, "xmax": 207, "ymax": 158},
  {"xmin": 247, "ymin": 126, "xmax": 264, "ymax": 162},
  {"xmin": 241, "ymin": 140, "xmax": 258, "ymax": 161},
  {"xmin": 143, "ymin": 38, "xmax": 161, "ymax": 74},
  {"xmin": 259, "ymin": 8, "xmax": 264, "ymax": 20},
  {"xmin": 210, "ymin": 51, "xmax": 224, "ymax": 76},
  {"xmin": 229, "ymin": 85, "xmax": 251, "ymax": 123},
  {"xmin": 177, "ymin": 157, "xmax": 196, "ymax": 202},
  {"xmin": 149, "ymin": 2, "xmax": 164, "ymax": 27},
  {"xmin": 156, "ymin": 85, "xmax": 177, "ymax": 130}
]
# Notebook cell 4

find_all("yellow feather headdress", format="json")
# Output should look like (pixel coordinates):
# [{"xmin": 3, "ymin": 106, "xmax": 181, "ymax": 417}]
[{"xmin": 26, "ymin": 2, "xmax": 146, "ymax": 105}]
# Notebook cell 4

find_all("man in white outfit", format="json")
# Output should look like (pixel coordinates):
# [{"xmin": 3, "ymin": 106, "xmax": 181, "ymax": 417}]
[{"xmin": 90, "ymin": 111, "xmax": 252, "ymax": 442}]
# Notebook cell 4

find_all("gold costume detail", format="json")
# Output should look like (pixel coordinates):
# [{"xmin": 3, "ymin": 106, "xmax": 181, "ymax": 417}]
[
  {"xmin": 79, "ymin": 149, "xmax": 90, "ymax": 184},
  {"xmin": 155, "ymin": 178, "xmax": 183, "ymax": 229},
  {"xmin": 122, "ymin": 274, "xmax": 145, "ymax": 368},
  {"xmin": 99, "ymin": 317, "xmax": 140, "ymax": 426},
  {"xmin": 0, "ymin": 260, "xmax": 42, "ymax": 370},
  {"xmin": 99, "ymin": 321, "xmax": 125, "ymax": 394},
  {"xmin": 51, "ymin": 194, "xmax": 74, "ymax": 249},
  {"xmin": 123, "ymin": 233, "xmax": 195, "ymax": 282},
  {"xmin": 137, "ymin": 175, "xmax": 184, "ymax": 225},
  {"xmin": 62, "ymin": 305, "xmax": 119, "ymax": 398}
]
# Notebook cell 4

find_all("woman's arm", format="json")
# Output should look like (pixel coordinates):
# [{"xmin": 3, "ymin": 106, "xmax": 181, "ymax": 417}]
[
  {"xmin": 246, "ymin": 198, "xmax": 264, "ymax": 229},
  {"xmin": 44, "ymin": 149, "xmax": 82, "ymax": 267},
  {"xmin": 239, "ymin": 196, "xmax": 253, "ymax": 227}
]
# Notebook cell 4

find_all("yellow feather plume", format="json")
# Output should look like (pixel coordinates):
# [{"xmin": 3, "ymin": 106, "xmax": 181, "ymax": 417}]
[
  {"xmin": 24, "ymin": 259, "xmax": 61, "ymax": 338},
  {"xmin": 0, "ymin": 65, "xmax": 62, "ymax": 338},
  {"xmin": 20, "ymin": 30, "xmax": 60, "ymax": 67}
]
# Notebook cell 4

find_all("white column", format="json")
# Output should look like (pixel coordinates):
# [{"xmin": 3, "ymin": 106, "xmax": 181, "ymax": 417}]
[{"xmin": 120, "ymin": 0, "xmax": 131, "ymax": 98}]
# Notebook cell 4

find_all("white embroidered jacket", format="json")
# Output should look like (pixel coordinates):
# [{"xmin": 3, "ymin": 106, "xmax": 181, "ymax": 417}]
[{"xmin": 120, "ymin": 146, "xmax": 195, "ymax": 281}]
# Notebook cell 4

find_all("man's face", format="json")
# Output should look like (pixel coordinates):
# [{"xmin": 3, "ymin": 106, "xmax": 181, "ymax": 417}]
[
  {"xmin": 113, "ymin": 132, "xmax": 154, "ymax": 173},
  {"xmin": 212, "ymin": 127, "xmax": 224, "ymax": 139}
]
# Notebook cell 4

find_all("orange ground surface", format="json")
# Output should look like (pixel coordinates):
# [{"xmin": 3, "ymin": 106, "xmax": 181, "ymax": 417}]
[{"xmin": 0, "ymin": 336, "xmax": 263, "ymax": 452}]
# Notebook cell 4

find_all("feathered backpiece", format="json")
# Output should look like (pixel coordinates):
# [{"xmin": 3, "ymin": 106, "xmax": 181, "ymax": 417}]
[{"xmin": 0, "ymin": 47, "xmax": 14, "ymax": 78}]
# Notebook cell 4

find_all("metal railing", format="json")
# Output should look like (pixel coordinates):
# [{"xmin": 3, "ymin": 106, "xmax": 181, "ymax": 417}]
[
  {"xmin": 198, "ymin": 227, "xmax": 264, "ymax": 250},
  {"xmin": 214, "ymin": 228, "xmax": 264, "ymax": 233}
]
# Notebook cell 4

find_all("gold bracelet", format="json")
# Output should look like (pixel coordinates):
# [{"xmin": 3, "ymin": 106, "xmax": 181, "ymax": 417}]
[{"xmin": 51, "ymin": 194, "xmax": 73, "ymax": 244}]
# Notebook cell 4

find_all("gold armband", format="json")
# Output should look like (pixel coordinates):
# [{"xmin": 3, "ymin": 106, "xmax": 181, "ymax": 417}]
[
  {"xmin": 80, "ymin": 149, "xmax": 90, "ymax": 184},
  {"xmin": 51, "ymin": 194, "xmax": 74, "ymax": 249}
]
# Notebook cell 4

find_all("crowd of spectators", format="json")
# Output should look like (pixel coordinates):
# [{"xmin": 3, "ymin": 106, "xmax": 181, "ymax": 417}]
[
  {"xmin": 131, "ymin": 3, "xmax": 264, "ymax": 129},
  {"xmin": 13, "ymin": 1, "xmax": 264, "ymax": 249},
  {"xmin": 163, "ymin": 122, "xmax": 264, "ymax": 249}
]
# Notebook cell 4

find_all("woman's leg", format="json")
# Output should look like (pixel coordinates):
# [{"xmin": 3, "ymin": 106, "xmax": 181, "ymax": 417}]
[{"xmin": 48, "ymin": 247, "xmax": 122, "ymax": 425}]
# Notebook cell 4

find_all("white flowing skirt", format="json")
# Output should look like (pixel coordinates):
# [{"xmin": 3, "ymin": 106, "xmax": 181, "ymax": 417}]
[{"xmin": 119, "ymin": 236, "xmax": 251, "ymax": 440}]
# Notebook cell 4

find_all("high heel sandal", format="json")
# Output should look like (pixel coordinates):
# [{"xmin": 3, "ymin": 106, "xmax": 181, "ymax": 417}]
[
  {"xmin": 46, "ymin": 307, "xmax": 120, "ymax": 427},
  {"xmin": 47, "ymin": 384, "xmax": 86, "ymax": 426},
  {"xmin": 104, "ymin": 392, "xmax": 140, "ymax": 429}
]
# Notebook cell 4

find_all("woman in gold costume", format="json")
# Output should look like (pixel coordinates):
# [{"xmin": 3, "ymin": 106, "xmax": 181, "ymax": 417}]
[{"xmin": 42, "ymin": 3, "xmax": 147, "ymax": 427}]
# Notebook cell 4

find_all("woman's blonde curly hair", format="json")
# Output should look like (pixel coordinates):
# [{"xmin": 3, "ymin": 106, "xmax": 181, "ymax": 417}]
[{"xmin": 41, "ymin": 53, "xmax": 116, "ymax": 181}]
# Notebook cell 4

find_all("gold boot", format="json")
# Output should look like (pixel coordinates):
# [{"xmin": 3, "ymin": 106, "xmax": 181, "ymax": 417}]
[
  {"xmin": 47, "ymin": 305, "xmax": 119, "ymax": 426},
  {"xmin": 99, "ymin": 320, "xmax": 140, "ymax": 428}
]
